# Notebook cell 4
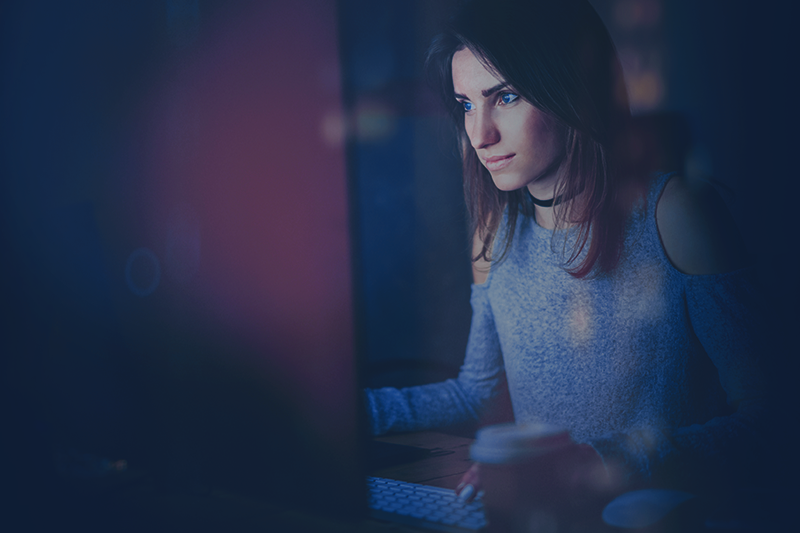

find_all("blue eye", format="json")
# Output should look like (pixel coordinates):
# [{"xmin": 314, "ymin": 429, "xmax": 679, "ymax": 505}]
[
  {"xmin": 461, "ymin": 101, "xmax": 474, "ymax": 112},
  {"xmin": 500, "ymin": 93, "xmax": 519, "ymax": 105}
]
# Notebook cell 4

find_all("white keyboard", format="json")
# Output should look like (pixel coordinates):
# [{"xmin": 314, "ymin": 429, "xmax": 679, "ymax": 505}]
[{"xmin": 367, "ymin": 476, "xmax": 487, "ymax": 532}]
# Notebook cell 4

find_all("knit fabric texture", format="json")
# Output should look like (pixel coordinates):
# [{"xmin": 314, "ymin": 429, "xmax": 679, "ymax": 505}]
[{"xmin": 365, "ymin": 173, "xmax": 766, "ymax": 483}]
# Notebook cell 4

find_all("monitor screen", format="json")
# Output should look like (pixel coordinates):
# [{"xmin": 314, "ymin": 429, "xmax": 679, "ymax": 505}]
[{"xmin": 3, "ymin": 0, "xmax": 365, "ymax": 527}]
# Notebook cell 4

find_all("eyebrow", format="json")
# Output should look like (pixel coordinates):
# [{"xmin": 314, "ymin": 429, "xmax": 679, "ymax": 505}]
[{"xmin": 454, "ymin": 82, "xmax": 509, "ymax": 100}]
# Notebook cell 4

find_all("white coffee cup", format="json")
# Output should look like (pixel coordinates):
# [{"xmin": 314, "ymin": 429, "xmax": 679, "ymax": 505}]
[{"xmin": 470, "ymin": 423, "xmax": 574, "ymax": 532}]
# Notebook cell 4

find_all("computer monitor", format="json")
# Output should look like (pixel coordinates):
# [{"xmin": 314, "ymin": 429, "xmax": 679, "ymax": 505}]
[{"xmin": 3, "ymin": 0, "xmax": 367, "ymax": 527}]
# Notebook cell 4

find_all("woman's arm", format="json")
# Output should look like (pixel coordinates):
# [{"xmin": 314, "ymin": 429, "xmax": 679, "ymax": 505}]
[
  {"xmin": 365, "ymin": 281, "xmax": 506, "ymax": 436},
  {"xmin": 366, "ymin": 223, "xmax": 504, "ymax": 435}
]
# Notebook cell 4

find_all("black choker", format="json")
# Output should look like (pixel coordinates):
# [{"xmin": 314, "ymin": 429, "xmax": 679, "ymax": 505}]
[{"xmin": 527, "ymin": 191, "xmax": 563, "ymax": 208}]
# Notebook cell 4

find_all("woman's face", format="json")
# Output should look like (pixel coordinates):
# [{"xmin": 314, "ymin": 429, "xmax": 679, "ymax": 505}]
[{"xmin": 452, "ymin": 48, "xmax": 565, "ymax": 198}]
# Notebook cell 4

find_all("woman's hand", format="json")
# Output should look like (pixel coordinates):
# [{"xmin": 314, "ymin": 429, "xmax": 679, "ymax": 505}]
[
  {"xmin": 549, "ymin": 442, "xmax": 623, "ymax": 497},
  {"xmin": 456, "ymin": 463, "xmax": 482, "ymax": 501},
  {"xmin": 456, "ymin": 441, "xmax": 624, "ymax": 505}
]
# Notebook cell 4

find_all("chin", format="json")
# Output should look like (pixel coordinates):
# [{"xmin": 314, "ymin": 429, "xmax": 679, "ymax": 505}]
[{"xmin": 490, "ymin": 173, "xmax": 527, "ymax": 192}]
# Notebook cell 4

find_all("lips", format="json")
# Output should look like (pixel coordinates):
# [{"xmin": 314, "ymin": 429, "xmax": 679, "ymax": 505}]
[{"xmin": 483, "ymin": 154, "xmax": 515, "ymax": 172}]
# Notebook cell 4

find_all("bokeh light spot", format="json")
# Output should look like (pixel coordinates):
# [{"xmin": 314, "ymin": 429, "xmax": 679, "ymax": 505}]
[
  {"xmin": 355, "ymin": 102, "xmax": 397, "ymax": 142},
  {"xmin": 125, "ymin": 247, "xmax": 161, "ymax": 296},
  {"xmin": 628, "ymin": 70, "xmax": 664, "ymax": 111}
]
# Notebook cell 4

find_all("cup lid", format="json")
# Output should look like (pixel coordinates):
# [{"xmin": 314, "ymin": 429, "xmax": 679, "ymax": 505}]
[{"xmin": 470, "ymin": 423, "xmax": 570, "ymax": 464}]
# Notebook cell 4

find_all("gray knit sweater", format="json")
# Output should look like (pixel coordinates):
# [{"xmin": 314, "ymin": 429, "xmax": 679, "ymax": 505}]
[{"xmin": 365, "ymin": 173, "xmax": 766, "ymax": 483}]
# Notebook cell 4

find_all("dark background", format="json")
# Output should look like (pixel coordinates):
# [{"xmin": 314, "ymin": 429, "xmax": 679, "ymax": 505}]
[{"xmin": 2, "ymin": 0, "xmax": 798, "ymax": 528}]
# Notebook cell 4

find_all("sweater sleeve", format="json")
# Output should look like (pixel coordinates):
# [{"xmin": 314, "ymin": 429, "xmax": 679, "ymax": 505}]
[
  {"xmin": 588, "ymin": 267, "xmax": 769, "ymax": 487},
  {"xmin": 365, "ymin": 283, "xmax": 506, "ymax": 436}
]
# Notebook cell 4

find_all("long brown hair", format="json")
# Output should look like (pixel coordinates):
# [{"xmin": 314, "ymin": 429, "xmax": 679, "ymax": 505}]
[{"xmin": 427, "ymin": 0, "xmax": 642, "ymax": 278}]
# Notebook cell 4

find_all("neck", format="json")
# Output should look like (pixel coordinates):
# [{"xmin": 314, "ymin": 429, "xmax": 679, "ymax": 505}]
[
  {"xmin": 526, "ymin": 177, "xmax": 562, "ymax": 230},
  {"xmin": 530, "ymin": 187, "xmax": 587, "ymax": 230},
  {"xmin": 525, "ymin": 157, "xmax": 567, "ymax": 228},
  {"xmin": 528, "ymin": 192, "xmax": 563, "ymax": 208},
  {"xmin": 533, "ymin": 203, "xmax": 559, "ymax": 230}
]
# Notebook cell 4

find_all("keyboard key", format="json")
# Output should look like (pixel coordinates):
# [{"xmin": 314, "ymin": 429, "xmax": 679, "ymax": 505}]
[{"xmin": 367, "ymin": 476, "xmax": 487, "ymax": 532}]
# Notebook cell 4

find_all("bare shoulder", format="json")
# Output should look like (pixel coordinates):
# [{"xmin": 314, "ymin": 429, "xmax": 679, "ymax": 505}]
[{"xmin": 655, "ymin": 174, "xmax": 748, "ymax": 275}]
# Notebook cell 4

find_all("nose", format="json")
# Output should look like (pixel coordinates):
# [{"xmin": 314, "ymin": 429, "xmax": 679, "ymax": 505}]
[{"xmin": 468, "ymin": 109, "xmax": 499, "ymax": 150}]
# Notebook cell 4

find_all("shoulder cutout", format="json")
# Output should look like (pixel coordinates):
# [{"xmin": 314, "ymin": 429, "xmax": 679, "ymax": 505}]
[
  {"xmin": 655, "ymin": 175, "xmax": 748, "ymax": 275},
  {"xmin": 472, "ymin": 230, "xmax": 491, "ymax": 285}
]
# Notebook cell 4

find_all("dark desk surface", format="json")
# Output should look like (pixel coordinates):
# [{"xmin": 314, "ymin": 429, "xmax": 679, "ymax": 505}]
[
  {"xmin": 18, "ymin": 431, "xmax": 473, "ymax": 533},
  {"xmin": 203, "ymin": 431, "xmax": 473, "ymax": 533},
  {"xmin": 170, "ymin": 431, "xmax": 473, "ymax": 533},
  {"xmin": 23, "ymin": 431, "xmax": 781, "ymax": 531},
  {"xmin": 371, "ymin": 431, "xmax": 475, "ymax": 491}
]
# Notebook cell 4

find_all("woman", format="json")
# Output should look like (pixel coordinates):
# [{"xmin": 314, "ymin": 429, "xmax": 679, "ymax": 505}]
[{"xmin": 365, "ymin": 0, "xmax": 765, "ymax": 506}]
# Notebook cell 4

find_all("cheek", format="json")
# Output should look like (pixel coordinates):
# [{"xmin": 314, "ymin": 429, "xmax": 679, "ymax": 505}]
[
  {"xmin": 526, "ymin": 114, "xmax": 563, "ymax": 157},
  {"xmin": 496, "ymin": 113, "xmax": 533, "ymax": 149}
]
